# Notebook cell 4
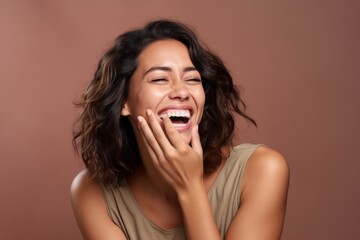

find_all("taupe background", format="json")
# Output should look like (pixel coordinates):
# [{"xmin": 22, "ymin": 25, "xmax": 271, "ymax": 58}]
[{"xmin": 1, "ymin": 0, "xmax": 359, "ymax": 239}]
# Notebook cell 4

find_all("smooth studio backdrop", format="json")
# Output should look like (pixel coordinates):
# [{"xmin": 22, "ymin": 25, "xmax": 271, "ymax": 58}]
[{"xmin": 1, "ymin": 0, "xmax": 359, "ymax": 239}]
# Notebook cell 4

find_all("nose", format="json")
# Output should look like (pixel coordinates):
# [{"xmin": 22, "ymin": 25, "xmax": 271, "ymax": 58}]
[{"xmin": 168, "ymin": 80, "xmax": 190, "ymax": 100}]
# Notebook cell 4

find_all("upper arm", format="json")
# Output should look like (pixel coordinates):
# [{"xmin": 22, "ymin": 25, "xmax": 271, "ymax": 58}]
[
  {"xmin": 225, "ymin": 146, "xmax": 290, "ymax": 240},
  {"xmin": 70, "ymin": 169, "xmax": 126, "ymax": 240}
]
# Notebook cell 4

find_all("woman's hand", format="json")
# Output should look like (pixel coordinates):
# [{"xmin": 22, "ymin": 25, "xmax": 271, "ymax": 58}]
[
  {"xmin": 136, "ymin": 109, "xmax": 204, "ymax": 194},
  {"xmin": 137, "ymin": 109, "xmax": 221, "ymax": 240}
]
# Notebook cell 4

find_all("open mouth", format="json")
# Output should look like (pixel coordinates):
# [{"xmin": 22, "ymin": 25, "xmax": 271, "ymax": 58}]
[{"xmin": 159, "ymin": 109, "xmax": 191, "ymax": 125}]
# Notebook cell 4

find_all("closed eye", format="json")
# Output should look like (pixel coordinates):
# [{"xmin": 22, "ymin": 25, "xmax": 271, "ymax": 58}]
[
  {"xmin": 185, "ymin": 78, "xmax": 202, "ymax": 85},
  {"xmin": 150, "ymin": 78, "xmax": 168, "ymax": 84}
]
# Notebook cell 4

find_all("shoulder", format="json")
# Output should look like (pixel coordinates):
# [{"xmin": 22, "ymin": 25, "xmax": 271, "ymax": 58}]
[
  {"xmin": 70, "ymin": 169, "xmax": 107, "ymax": 222},
  {"xmin": 248, "ymin": 145, "xmax": 289, "ymax": 174},
  {"xmin": 225, "ymin": 146, "xmax": 289, "ymax": 239},
  {"xmin": 240, "ymin": 145, "xmax": 290, "ymax": 198},
  {"xmin": 70, "ymin": 169, "xmax": 101, "ymax": 202},
  {"xmin": 70, "ymin": 169, "xmax": 109, "ymax": 221},
  {"xmin": 70, "ymin": 169, "xmax": 126, "ymax": 239}
]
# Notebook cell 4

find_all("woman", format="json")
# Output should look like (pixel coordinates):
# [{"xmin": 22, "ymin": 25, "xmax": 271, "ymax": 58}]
[{"xmin": 71, "ymin": 20, "xmax": 289, "ymax": 240}]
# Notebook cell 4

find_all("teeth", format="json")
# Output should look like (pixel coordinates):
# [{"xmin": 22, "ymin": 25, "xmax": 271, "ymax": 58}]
[{"xmin": 159, "ymin": 110, "xmax": 190, "ymax": 119}]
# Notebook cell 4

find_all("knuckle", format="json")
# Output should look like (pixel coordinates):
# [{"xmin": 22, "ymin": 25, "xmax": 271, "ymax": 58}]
[
  {"xmin": 164, "ymin": 150, "xmax": 176, "ymax": 160},
  {"xmin": 155, "ymin": 156, "xmax": 166, "ymax": 167},
  {"xmin": 153, "ymin": 130, "xmax": 162, "ymax": 139},
  {"xmin": 178, "ymin": 146, "xmax": 188, "ymax": 155},
  {"xmin": 146, "ymin": 136, "xmax": 157, "ymax": 146}
]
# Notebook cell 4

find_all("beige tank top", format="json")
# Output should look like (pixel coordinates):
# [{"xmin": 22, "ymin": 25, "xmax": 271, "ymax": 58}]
[{"xmin": 101, "ymin": 143, "xmax": 261, "ymax": 239}]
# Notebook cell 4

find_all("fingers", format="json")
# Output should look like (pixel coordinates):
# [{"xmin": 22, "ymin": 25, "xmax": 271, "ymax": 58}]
[
  {"xmin": 138, "ymin": 109, "xmax": 201, "ymax": 151},
  {"xmin": 137, "ymin": 111, "xmax": 178, "ymax": 182},
  {"xmin": 137, "ymin": 109, "xmax": 203, "ymax": 159},
  {"xmin": 136, "ymin": 115, "xmax": 164, "ymax": 165},
  {"xmin": 137, "ymin": 109, "xmax": 177, "ymax": 169},
  {"xmin": 142, "ymin": 109, "xmax": 174, "ymax": 152},
  {"xmin": 161, "ymin": 113, "xmax": 187, "ymax": 150},
  {"xmin": 191, "ymin": 125, "xmax": 203, "ymax": 157},
  {"xmin": 137, "ymin": 109, "xmax": 204, "ymax": 191}
]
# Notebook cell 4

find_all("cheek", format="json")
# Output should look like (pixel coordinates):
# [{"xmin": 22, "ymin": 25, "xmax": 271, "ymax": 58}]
[
  {"xmin": 134, "ymin": 88, "xmax": 165, "ymax": 112},
  {"xmin": 193, "ymin": 88, "xmax": 206, "ymax": 121},
  {"xmin": 196, "ymin": 89, "xmax": 206, "ymax": 110}
]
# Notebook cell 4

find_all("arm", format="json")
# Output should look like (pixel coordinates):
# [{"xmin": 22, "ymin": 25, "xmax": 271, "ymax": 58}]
[
  {"xmin": 177, "ymin": 179, "xmax": 221, "ymax": 240},
  {"xmin": 137, "ymin": 110, "xmax": 221, "ymax": 240},
  {"xmin": 225, "ymin": 146, "xmax": 290, "ymax": 240},
  {"xmin": 70, "ymin": 170, "xmax": 127, "ymax": 240}
]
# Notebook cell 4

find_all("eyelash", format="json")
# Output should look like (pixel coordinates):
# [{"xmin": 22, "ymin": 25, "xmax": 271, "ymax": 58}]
[
  {"xmin": 151, "ymin": 78, "xmax": 168, "ymax": 82},
  {"xmin": 150, "ymin": 78, "xmax": 202, "ymax": 84},
  {"xmin": 186, "ymin": 78, "xmax": 201, "ymax": 82}
]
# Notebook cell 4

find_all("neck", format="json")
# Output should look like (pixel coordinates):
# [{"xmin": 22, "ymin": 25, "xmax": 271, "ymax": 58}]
[
  {"xmin": 128, "ymin": 165, "xmax": 180, "ymax": 208},
  {"xmin": 129, "ymin": 126, "xmax": 180, "ymax": 203}
]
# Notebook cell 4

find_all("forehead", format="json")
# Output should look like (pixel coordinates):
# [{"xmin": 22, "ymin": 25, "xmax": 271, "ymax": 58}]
[{"xmin": 137, "ymin": 39, "xmax": 193, "ymax": 68}]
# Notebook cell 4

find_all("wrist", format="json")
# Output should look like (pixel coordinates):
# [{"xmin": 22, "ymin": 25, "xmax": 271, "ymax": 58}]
[{"xmin": 177, "ymin": 180, "xmax": 207, "ymax": 206}]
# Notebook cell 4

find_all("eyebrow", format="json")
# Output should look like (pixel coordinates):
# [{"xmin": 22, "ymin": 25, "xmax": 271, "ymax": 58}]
[{"xmin": 143, "ymin": 66, "xmax": 198, "ymax": 77}]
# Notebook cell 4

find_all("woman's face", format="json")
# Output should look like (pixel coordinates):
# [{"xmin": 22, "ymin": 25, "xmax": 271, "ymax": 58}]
[{"xmin": 122, "ymin": 39, "xmax": 205, "ymax": 143}]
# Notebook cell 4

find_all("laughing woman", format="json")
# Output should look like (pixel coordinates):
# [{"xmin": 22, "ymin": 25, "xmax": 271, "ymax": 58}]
[{"xmin": 71, "ymin": 20, "xmax": 289, "ymax": 240}]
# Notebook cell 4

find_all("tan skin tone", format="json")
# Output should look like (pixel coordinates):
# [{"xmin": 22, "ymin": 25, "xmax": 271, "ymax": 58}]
[{"xmin": 71, "ymin": 40, "xmax": 290, "ymax": 240}]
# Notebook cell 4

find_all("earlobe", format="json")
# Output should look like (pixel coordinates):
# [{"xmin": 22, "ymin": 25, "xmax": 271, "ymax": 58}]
[{"xmin": 121, "ymin": 103, "xmax": 131, "ymax": 116}]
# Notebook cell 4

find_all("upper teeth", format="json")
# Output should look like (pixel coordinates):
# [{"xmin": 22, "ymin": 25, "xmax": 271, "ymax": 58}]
[{"xmin": 159, "ymin": 110, "xmax": 190, "ymax": 118}]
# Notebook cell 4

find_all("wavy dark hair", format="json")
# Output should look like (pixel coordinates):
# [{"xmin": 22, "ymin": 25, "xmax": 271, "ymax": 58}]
[{"xmin": 73, "ymin": 19, "xmax": 256, "ymax": 187}]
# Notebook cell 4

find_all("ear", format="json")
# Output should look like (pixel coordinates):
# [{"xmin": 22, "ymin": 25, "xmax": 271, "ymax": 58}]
[{"xmin": 121, "ymin": 102, "xmax": 131, "ymax": 116}]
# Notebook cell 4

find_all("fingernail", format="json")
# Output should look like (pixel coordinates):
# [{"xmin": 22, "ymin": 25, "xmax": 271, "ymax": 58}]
[
  {"xmin": 137, "ymin": 116, "xmax": 143, "ymax": 123},
  {"xmin": 137, "ymin": 116, "xmax": 143, "ymax": 129},
  {"xmin": 146, "ymin": 109, "xmax": 152, "ymax": 116},
  {"xmin": 159, "ymin": 113, "xmax": 168, "ymax": 120}
]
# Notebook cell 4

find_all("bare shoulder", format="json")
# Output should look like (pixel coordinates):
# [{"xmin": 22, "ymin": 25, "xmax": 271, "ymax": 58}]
[
  {"xmin": 70, "ymin": 169, "xmax": 100, "ymax": 200},
  {"xmin": 241, "ymin": 145, "xmax": 290, "ymax": 198},
  {"xmin": 70, "ymin": 169, "xmax": 126, "ymax": 240},
  {"xmin": 226, "ymin": 146, "xmax": 290, "ymax": 239},
  {"xmin": 249, "ymin": 145, "xmax": 289, "ymax": 174}
]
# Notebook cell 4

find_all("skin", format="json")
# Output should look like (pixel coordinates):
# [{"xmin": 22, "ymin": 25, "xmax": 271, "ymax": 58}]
[
  {"xmin": 122, "ymin": 39, "xmax": 205, "ymax": 144},
  {"xmin": 70, "ymin": 39, "xmax": 290, "ymax": 240}
]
